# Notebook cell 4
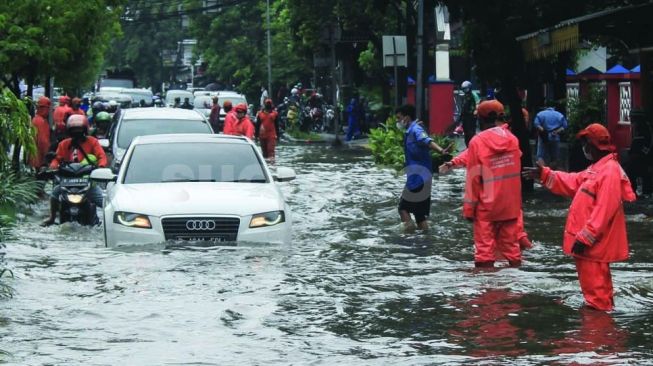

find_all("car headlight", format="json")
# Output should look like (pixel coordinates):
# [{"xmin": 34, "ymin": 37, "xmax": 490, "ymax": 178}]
[
  {"xmin": 249, "ymin": 211, "xmax": 285, "ymax": 228},
  {"xmin": 66, "ymin": 194, "xmax": 84, "ymax": 204},
  {"xmin": 114, "ymin": 211, "xmax": 152, "ymax": 229}
]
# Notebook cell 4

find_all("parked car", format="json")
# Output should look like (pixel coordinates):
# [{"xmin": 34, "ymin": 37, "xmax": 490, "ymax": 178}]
[
  {"xmin": 165, "ymin": 90, "xmax": 194, "ymax": 107},
  {"xmin": 103, "ymin": 107, "xmax": 213, "ymax": 170},
  {"xmin": 91, "ymin": 134, "xmax": 295, "ymax": 247}
]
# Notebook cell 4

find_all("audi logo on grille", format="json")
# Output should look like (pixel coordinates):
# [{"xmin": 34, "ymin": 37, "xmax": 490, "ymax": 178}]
[{"xmin": 185, "ymin": 220, "xmax": 216, "ymax": 231}]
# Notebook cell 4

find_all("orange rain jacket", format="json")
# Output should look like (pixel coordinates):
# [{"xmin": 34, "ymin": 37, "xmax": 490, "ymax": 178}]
[
  {"xmin": 29, "ymin": 108, "xmax": 51, "ymax": 168},
  {"xmin": 463, "ymin": 126, "xmax": 522, "ymax": 221},
  {"xmin": 50, "ymin": 137, "xmax": 108, "ymax": 169},
  {"xmin": 540, "ymin": 153, "xmax": 636, "ymax": 262},
  {"xmin": 223, "ymin": 112, "xmax": 255, "ymax": 139},
  {"xmin": 256, "ymin": 109, "xmax": 278, "ymax": 139}
]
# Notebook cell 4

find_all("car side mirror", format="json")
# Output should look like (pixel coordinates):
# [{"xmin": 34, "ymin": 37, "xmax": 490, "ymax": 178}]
[
  {"xmin": 90, "ymin": 168, "xmax": 117, "ymax": 182},
  {"xmin": 273, "ymin": 167, "xmax": 296, "ymax": 182},
  {"xmin": 99, "ymin": 138, "xmax": 110, "ymax": 150}
]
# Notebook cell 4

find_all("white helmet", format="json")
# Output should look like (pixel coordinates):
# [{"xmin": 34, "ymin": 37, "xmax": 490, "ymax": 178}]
[
  {"xmin": 291, "ymin": 88, "xmax": 299, "ymax": 95},
  {"xmin": 461, "ymin": 81, "xmax": 472, "ymax": 92}
]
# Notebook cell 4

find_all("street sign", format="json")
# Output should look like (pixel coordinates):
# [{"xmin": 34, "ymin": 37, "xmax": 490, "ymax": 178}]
[{"xmin": 382, "ymin": 35, "xmax": 407, "ymax": 67}]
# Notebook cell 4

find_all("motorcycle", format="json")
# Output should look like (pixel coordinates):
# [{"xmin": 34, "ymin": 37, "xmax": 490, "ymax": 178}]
[
  {"xmin": 40, "ymin": 162, "xmax": 100, "ymax": 226},
  {"xmin": 310, "ymin": 107, "xmax": 325, "ymax": 132}
]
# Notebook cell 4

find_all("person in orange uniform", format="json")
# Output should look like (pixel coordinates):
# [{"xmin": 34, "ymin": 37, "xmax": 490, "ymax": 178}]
[
  {"xmin": 440, "ymin": 100, "xmax": 533, "ymax": 250},
  {"xmin": 256, "ymin": 99, "xmax": 279, "ymax": 162},
  {"xmin": 52, "ymin": 96, "xmax": 72, "ymax": 140},
  {"xmin": 70, "ymin": 97, "xmax": 86, "ymax": 117},
  {"xmin": 221, "ymin": 100, "xmax": 235, "ymax": 133},
  {"xmin": 524, "ymin": 123, "xmax": 636, "ymax": 311},
  {"xmin": 223, "ymin": 103, "xmax": 254, "ymax": 139},
  {"xmin": 461, "ymin": 100, "xmax": 523, "ymax": 268},
  {"xmin": 29, "ymin": 97, "xmax": 52, "ymax": 169},
  {"xmin": 42, "ymin": 115, "xmax": 107, "ymax": 226}
]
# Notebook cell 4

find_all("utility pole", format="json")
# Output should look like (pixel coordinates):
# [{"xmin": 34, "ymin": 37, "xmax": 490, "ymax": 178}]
[
  {"xmin": 330, "ymin": 22, "xmax": 341, "ymax": 145},
  {"xmin": 266, "ymin": 0, "xmax": 272, "ymax": 101},
  {"xmin": 416, "ymin": 0, "xmax": 424, "ymax": 120}
]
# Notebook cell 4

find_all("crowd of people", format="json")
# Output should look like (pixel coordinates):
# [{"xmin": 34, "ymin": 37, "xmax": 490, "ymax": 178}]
[{"xmin": 396, "ymin": 96, "xmax": 637, "ymax": 312}]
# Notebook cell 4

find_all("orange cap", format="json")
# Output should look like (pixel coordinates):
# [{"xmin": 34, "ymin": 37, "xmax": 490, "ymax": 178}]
[
  {"xmin": 476, "ymin": 100, "xmax": 505, "ymax": 119},
  {"xmin": 37, "ymin": 96, "xmax": 51, "ymax": 108},
  {"xmin": 576, "ymin": 123, "xmax": 615, "ymax": 152}
]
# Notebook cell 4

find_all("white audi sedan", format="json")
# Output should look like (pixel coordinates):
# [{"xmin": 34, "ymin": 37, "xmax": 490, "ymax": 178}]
[{"xmin": 91, "ymin": 134, "xmax": 295, "ymax": 247}]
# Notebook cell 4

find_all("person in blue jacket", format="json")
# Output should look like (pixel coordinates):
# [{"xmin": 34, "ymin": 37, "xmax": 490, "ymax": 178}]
[
  {"xmin": 396, "ymin": 104, "xmax": 449, "ymax": 231},
  {"xmin": 346, "ymin": 98, "xmax": 361, "ymax": 141},
  {"xmin": 534, "ymin": 100, "xmax": 568, "ymax": 168}
]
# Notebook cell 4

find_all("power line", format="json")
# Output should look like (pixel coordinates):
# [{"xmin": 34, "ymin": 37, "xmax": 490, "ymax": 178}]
[{"xmin": 120, "ymin": 0, "xmax": 257, "ymax": 24}]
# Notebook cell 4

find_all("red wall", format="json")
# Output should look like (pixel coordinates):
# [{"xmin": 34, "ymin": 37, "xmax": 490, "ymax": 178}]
[{"xmin": 428, "ymin": 82, "xmax": 454, "ymax": 135}]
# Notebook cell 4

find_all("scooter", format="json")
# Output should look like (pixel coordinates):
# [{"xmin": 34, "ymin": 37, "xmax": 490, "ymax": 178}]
[{"xmin": 41, "ymin": 162, "xmax": 99, "ymax": 226}]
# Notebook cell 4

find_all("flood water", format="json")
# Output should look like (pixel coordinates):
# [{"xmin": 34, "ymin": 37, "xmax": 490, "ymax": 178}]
[{"xmin": 1, "ymin": 143, "xmax": 653, "ymax": 365}]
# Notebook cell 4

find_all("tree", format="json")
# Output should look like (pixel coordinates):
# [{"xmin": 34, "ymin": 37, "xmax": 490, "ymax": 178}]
[
  {"xmin": 104, "ymin": 0, "xmax": 184, "ymax": 91},
  {"xmin": 0, "ymin": 0, "xmax": 124, "ymax": 96}
]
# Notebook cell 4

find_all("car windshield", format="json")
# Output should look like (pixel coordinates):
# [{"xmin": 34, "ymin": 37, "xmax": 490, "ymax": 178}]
[
  {"xmin": 116, "ymin": 119, "xmax": 212, "ymax": 149},
  {"xmin": 123, "ymin": 142, "xmax": 268, "ymax": 184}
]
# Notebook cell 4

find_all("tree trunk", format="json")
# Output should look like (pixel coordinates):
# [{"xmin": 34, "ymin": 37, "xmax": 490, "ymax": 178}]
[{"xmin": 11, "ymin": 140, "xmax": 21, "ymax": 174}]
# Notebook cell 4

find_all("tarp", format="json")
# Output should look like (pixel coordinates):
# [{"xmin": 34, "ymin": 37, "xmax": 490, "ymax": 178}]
[
  {"xmin": 606, "ymin": 64, "xmax": 630, "ymax": 74},
  {"xmin": 566, "ymin": 68, "xmax": 576, "ymax": 76},
  {"xmin": 631, "ymin": 65, "xmax": 641, "ymax": 73}
]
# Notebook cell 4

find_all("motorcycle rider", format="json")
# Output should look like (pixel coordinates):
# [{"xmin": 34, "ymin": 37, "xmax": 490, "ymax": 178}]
[
  {"xmin": 41, "ymin": 115, "xmax": 107, "ymax": 227},
  {"xmin": 90, "ymin": 111, "xmax": 112, "ymax": 139},
  {"xmin": 459, "ymin": 80, "xmax": 477, "ymax": 147},
  {"xmin": 224, "ymin": 103, "xmax": 254, "ymax": 139},
  {"xmin": 256, "ymin": 99, "xmax": 279, "ymax": 162},
  {"xmin": 70, "ymin": 97, "xmax": 86, "ymax": 117}
]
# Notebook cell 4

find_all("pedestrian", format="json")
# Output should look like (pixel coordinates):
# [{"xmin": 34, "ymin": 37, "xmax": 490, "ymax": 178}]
[
  {"xmin": 256, "ymin": 99, "xmax": 279, "ymax": 163},
  {"xmin": 459, "ymin": 100, "xmax": 523, "ymax": 268},
  {"xmin": 396, "ymin": 104, "xmax": 449, "ymax": 231},
  {"xmin": 439, "ymin": 100, "xmax": 533, "ymax": 250},
  {"xmin": 223, "ymin": 103, "xmax": 254, "ymax": 139},
  {"xmin": 260, "ymin": 86, "xmax": 269, "ymax": 110},
  {"xmin": 345, "ymin": 98, "xmax": 361, "ymax": 141},
  {"xmin": 70, "ymin": 97, "xmax": 86, "ymax": 117},
  {"xmin": 181, "ymin": 97, "xmax": 193, "ymax": 110},
  {"xmin": 29, "ymin": 97, "xmax": 51, "ymax": 169},
  {"xmin": 209, "ymin": 96, "xmax": 221, "ymax": 133},
  {"xmin": 534, "ymin": 100, "xmax": 568, "ymax": 168},
  {"xmin": 221, "ymin": 100, "xmax": 234, "ymax": 133},
  {"xmin": 173, "ymin": 97, "xmax": 181, "ymax": 108},
  {"xmin": 459, "ymin": 81, "xmax": 477, "ymax": 147},
  {"xmin": 523, "ymin": 123, "xmax": 636, "ymax": 311},
  {"xmin": 53, "ymin": 96, "xmax": 72, "ymax": 141}
]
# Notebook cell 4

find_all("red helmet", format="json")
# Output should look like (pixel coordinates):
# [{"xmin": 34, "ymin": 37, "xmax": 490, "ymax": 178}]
[
  {"xmin": 66, "ymin": 114, "xmax": 89, "ymax": 131},
  {"xmin": 234, "ymin": 103, "xmax": 248, "ymax": 113},
  {"xmin": 58, "ymin": 96, "xmax": 67, "ymax": 105},
  {"xmin": 223, "ymin": 100, "xmax": 232, "ymax": 108},
  {"xmin": 37, "ymin": 96, "xmax": 51, "ymax": 108}
]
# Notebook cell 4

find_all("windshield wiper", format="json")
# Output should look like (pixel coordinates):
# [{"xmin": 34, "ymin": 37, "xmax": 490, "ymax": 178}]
[{"xmin": 161, "ymin": 178, "xmax": 216, "ymax": 183}]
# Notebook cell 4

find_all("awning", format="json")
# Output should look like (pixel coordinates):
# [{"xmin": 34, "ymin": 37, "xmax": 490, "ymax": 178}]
[
  {"xmin": 517, "ymin": 2, "xmax": 653, "ymax": 61},
  {"xmin": 519, "ymin": 24, "xmax": 579, "ymax": 61}
]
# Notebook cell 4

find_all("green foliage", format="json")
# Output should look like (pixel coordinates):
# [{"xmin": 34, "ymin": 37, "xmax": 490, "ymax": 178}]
[
  {"xmin": 0, "ymin": 0, "xmax": 124, "ymax": 93},
  {"xmin": 566, "ymin": 85, "xmax": 605, "ymax": 142},
  {"xmin": 0, "ymin": 87, "xmax": 36, "ymax": 167},
  {"xmin": 0, "ymin": 171, "xmax": 41, "ymax": 211},
  {"xmin": 105, "ymin": 0, "xmax": 182, "ymax": 90},
  {"xmin": 369, "ymin": 119, "xmax": 457, "ymax": 172},
  {"xmin": 285, "ymin": 129, "xmax": 324, "ymax": 142},
  {"xmin": 187, "ymin": 0, "xmax": 312, "ymax": 100}
]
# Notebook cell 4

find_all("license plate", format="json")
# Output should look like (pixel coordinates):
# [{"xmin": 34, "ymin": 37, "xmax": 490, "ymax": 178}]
[
  {"xmin": 62, "ymin": 178, "xmax": 88, "ymax": 186},
  {"xmin": 178, "ymin": 236, "xmax": 227, "ymax": 242}
]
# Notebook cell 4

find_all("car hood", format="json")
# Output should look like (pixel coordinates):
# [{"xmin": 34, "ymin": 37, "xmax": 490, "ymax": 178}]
[{"xmin": 109, "ymin": 182, "xmax": 285, "ymax": 217}]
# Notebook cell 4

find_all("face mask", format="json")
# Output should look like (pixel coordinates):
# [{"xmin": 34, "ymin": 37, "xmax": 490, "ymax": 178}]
[
  {"xmin": 69, "ymin": 130, "xmax": 85, "ymax": 141},
  {"xmin": 582, "ymin": 143, "xmax": 593, "ymax": 160}
]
